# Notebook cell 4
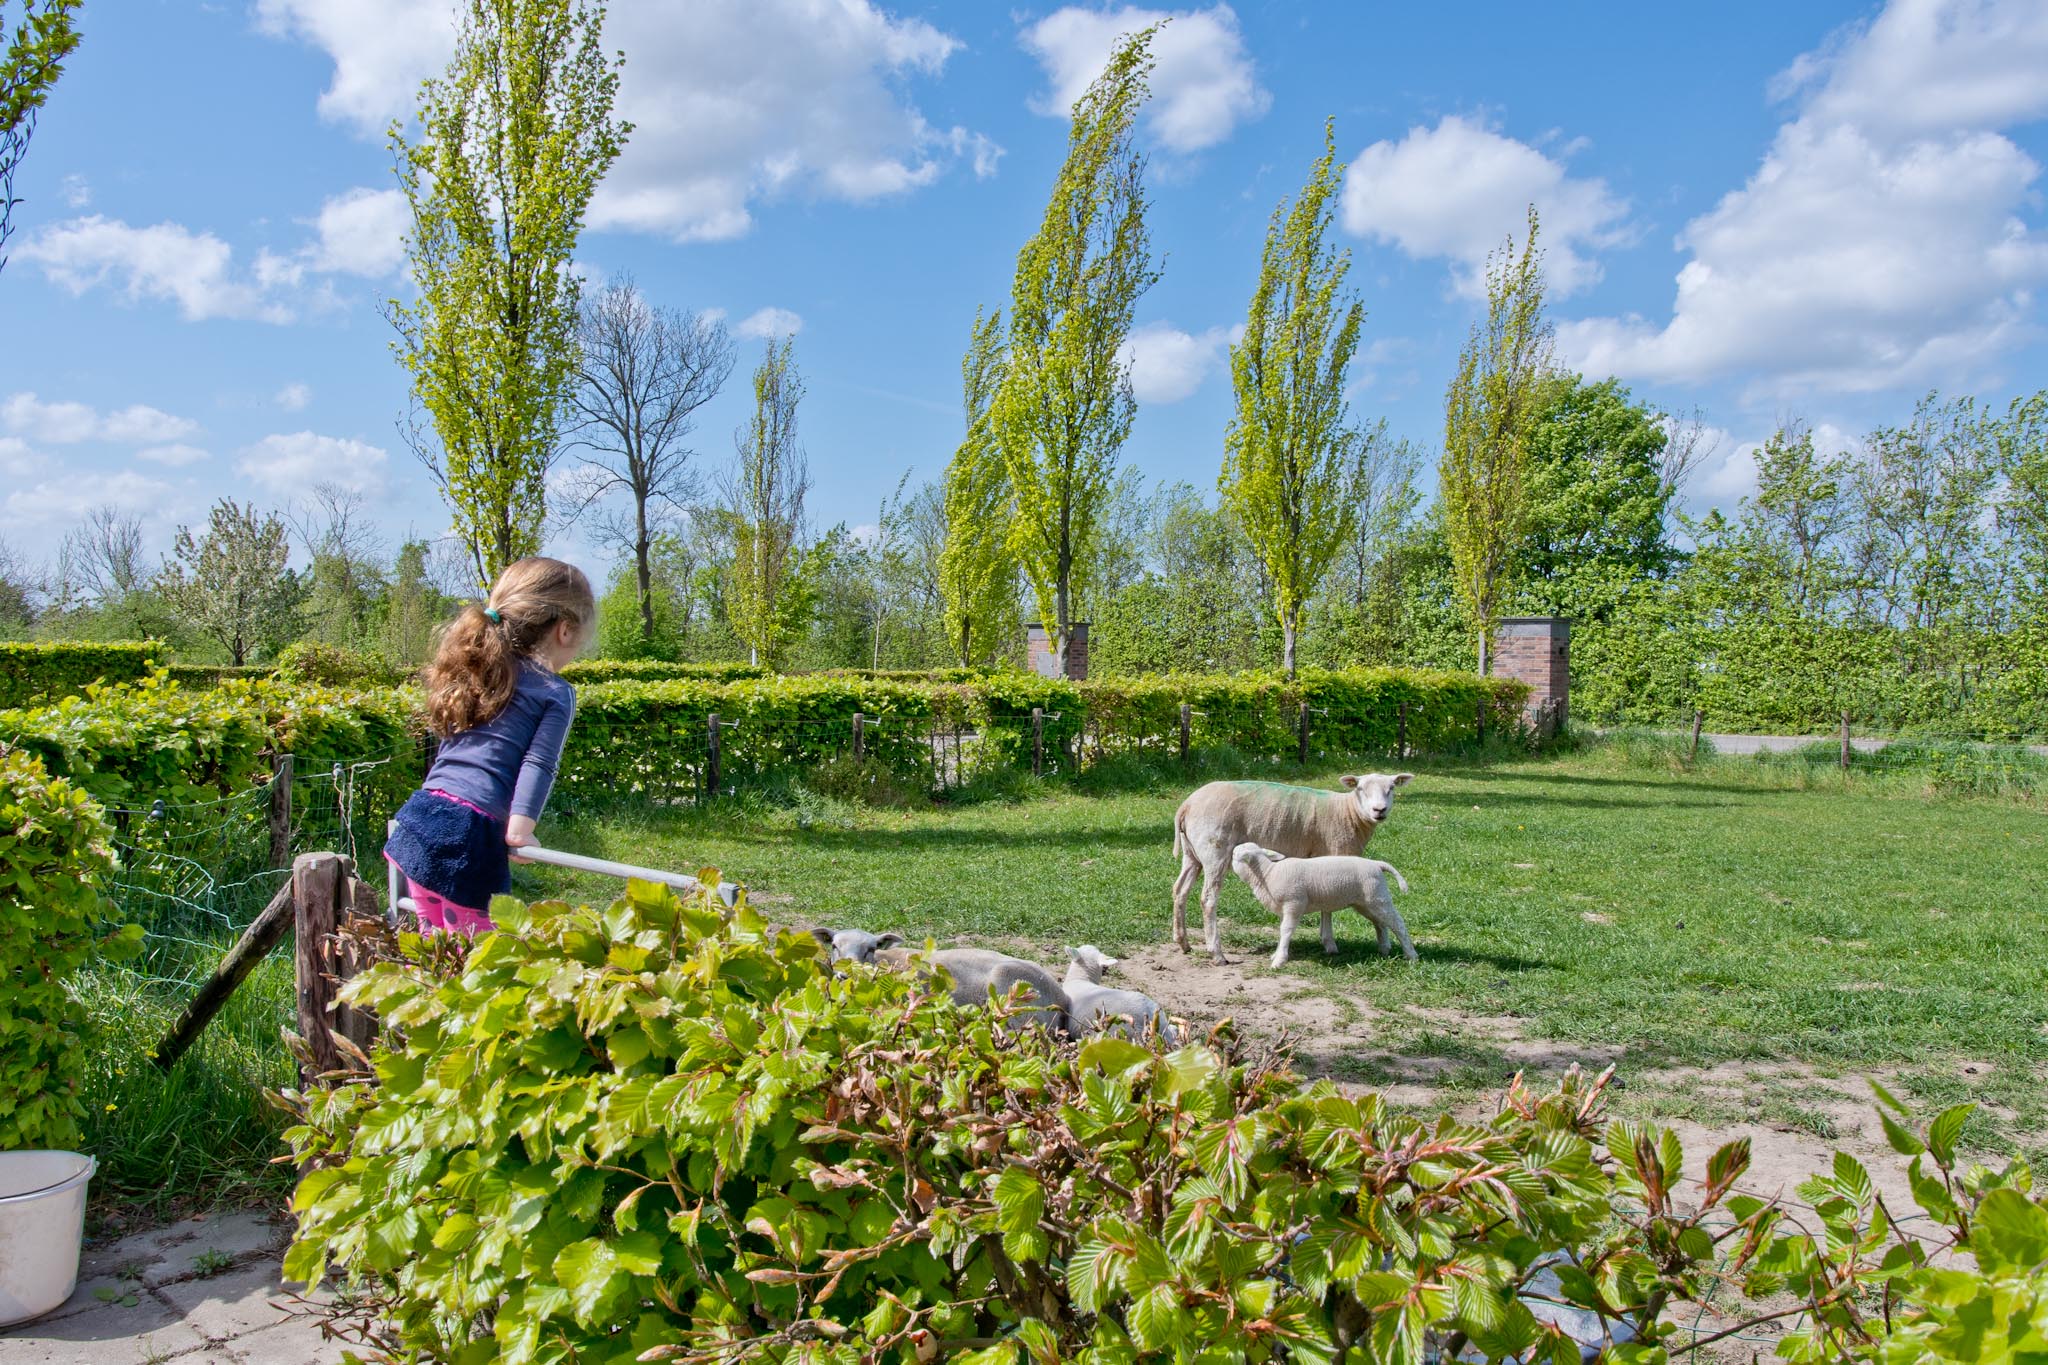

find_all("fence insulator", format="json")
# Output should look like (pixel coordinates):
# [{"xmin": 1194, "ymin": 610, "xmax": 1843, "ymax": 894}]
[{"xmin": 149, "ymin": 798, "xmax": 167, "ymax": 823}]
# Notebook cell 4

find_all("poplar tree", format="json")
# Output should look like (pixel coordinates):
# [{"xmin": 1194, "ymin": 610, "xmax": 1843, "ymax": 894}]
[
  {"xmin": 389, "ymin": 0, "xmax": 627, "ymax": 585},
  {"xmin": 1219, "ymin": 123, "xmax": 1373, "ymax": 678},
  {"xmin": 720, "ymin": 340, "xmax": 813, "ymax": 669},
  {"xmin": 992, "ymin": 29, "xmax": 1158, "ymax": 678},
  {"xmin": 0, "ymin": 0, "xmax": 81, "ymax": 273},
  {"xmin": 1441, "ymin": 207, "xmax": 1553, "ymax": 674},
  {"xmin": 939, "ymin": 307, "xmax": 1016, "ymax": 666}
]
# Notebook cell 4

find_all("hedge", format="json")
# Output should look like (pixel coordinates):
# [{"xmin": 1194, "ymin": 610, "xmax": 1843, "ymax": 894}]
[
  {"xmin": 0, "ymin": 745, "xmax": 135, "ymax": 1150},
  {"xmin": 561, "ymin": 659, "xmax": 767, "ymax": 685},
  {"xmin": 0, "ymin": 640, "xmax": 161, "ymax": 708},
  {"xmin": 283, "ymin": 880, "xmax": 2029, "ymax": 1365}
]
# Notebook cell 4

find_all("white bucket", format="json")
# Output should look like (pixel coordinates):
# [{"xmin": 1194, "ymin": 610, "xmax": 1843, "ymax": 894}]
[{"xmin": 0, "ymin": 1151, "xmax": 96, "ymax": 1326}]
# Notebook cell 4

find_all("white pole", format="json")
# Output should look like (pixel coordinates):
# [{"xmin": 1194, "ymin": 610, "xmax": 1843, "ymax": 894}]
[{"xmin": 384, "ymin": 824, "xmax": 738, "ymax": 916}]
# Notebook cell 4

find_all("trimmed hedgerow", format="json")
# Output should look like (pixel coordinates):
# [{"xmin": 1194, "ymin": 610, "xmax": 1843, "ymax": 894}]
[
  {"xmin": 561, "ymin": 660, "xmax": 768, "ymax": 685},
  {"xmin": 0, "ymin": 745, "xmax": 136, "ymax": 1150},
  {"xmin": 0, "ymin": 640, "xmax": 161, "ymax": 708}
]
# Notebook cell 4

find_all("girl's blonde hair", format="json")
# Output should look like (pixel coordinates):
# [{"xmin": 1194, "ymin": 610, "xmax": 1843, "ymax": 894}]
[{"xmin": 425, "ymin": 557, "xmax": 595, "ymax": 736}]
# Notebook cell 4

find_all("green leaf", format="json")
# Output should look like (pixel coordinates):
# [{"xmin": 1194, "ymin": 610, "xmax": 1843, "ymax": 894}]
[
  {"xmin": 553, "ymin": 1238, "xmax": 625, "ymax": 1326},
  {"xmin": 1078, "ymin": 1036, "xmax": 1152, "ymax": 1078},
  {"xmin": 1927, "ymin": 1103, "xmax": 1974, "ymax": 1166},
  {"xmin": 1971, "ymin": 1188, "xmax": 2048, "ymax": 1271}
]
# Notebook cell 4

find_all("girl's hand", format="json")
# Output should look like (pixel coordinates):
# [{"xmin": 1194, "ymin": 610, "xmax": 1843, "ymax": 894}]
[{"xmin": 506, "ymin": 814, "xmax": 538, "ymax": 863}]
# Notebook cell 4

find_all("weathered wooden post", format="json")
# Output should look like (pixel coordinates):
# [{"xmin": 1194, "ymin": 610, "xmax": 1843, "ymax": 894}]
[
  {"xmin": 266, "ymin": 753, "xmax": 294, "ymax": 869},
  {"xmin": 706, "ymin": 713, "xmax": 722, "ymax": 798},
  {"xmin": 1178, "ymin": 702, "xmax": 1191, "ymax": 765},
  {"xmin": 1031, "ymin": 708, "xmax": 1045, "ymax": 777},
  {"xmin": 294, "ymin": 852, "xmax": 380, "ymax": 1082},
  {"xmin": 1396, "ymin": 702, "xmax": 1409, "ymax": 761},
  {"xmin": 852, "ymin": 712, "xmax": 866, "ymax": 762},
  {"xmin": 1840, "ymin": 712, "xmax": 1852, "ymax": 772},
  {"xmin": 1690, "ymin": 709, "xmax": 1705, "ymax": 764},
  {"xmin": 152, "ymin": 879, "xmax": 296, "ymax": 1071},
  {"xmin": 1297, "ymin": 702, "xmax": 1311, "ymax": 765}
]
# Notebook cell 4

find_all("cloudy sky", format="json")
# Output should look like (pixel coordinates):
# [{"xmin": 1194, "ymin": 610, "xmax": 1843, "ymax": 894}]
[{"xmin": 5, "ymin": 0, "xmax": 2047, "ymax": 569}]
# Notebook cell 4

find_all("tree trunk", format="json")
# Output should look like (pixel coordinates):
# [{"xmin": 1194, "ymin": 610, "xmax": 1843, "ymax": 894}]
[
  {"xmin": 635, "ymin": 500, "xmax": 654, "ymax": 644},
  {"xmin": 959, "ymin": 619, "xmax": 972, "ymax": 669},
  {"xmin": 1477, "ymin": 629, "xmax": 1490, "ymax": 676},
  {"xmin": 1281, "ymin": 613, "xmax": 1298, "ymax": 679}
]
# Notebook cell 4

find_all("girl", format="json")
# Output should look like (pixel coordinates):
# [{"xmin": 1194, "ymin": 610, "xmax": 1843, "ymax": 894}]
[{"xmin": 384, "ymin": 556, "xmax": 594, "ymax": 934}]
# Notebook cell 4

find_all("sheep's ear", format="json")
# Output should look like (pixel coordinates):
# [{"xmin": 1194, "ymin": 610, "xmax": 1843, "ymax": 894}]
[
  {"xmin": 1338, "ymin": 774, "xmax": 1360, "ymax": 789},
  {"xmin": 876, "ymin": 932, "xmax": 904, "ymax": 949},
  {"xmin": 1100, "ymin": 953, "xmax": 1120, "ymax": 968},
  {"xmin": 1068, "ymin": 946, "xmax": 1083, "ymax": 961},
  {"xmin": 810, "ymin": 928, "xmax": 836, "ymax": 951},
  {"xmin": 1393, "ymin": 772, "xmax": 1414, "ymax": 786}
]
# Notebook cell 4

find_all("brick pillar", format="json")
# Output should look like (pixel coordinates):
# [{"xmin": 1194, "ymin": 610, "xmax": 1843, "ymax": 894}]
[
  {"xmin": 1025, "ymin": 622, "xmax": 1090, "ymax": 680},
  {"xmin": 1491, "ymin": 617, "xmax": 1569, "ymax": 735}
]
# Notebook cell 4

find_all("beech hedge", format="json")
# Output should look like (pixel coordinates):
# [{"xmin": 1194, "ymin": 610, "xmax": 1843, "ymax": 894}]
[
  {"xmin": 284, "ymin": 881, "xmax": 2030, "ymax": 1365},
  {"xmin": 0, "ymin": 641, "xmax": 161, "ymax": 708},
  {"xmin": 0, "ymin": 745, "xmax": 136, "ymax": 1150}
]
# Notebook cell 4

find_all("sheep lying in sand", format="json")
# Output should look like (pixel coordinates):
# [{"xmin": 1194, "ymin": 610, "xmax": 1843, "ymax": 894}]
[
  {"xmin": 813, "ymin": 929, "xmax": 1070, "ymax": 1032},
  {"xmin": 1172, "ymin": 773, "xmax": 1413, "ymax": 963},
  {"xmin": 1063, "ymin": 946, "xmax": 1178, "ymax": 1044},
  {"xmin": 1229, "ymin": 843, "xmax": 1416, "ymax": 968}
]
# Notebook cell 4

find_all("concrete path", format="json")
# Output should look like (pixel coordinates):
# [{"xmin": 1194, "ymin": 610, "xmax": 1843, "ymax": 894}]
[
  {"xmin": 1626, "ymin": 730, "xmax": 2048, "ymax": 758},
  {"xmin": 0, "ymin": 1209, "xmax": 346, "ymax": 1365}
]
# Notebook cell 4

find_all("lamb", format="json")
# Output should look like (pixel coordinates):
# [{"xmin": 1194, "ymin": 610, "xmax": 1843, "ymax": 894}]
[
  {"xmin": 1229, "ymin": 843, "xmax": 1416, "ymax": 969},
  {"xmin": 1063, "ymin": 946, "xmax": 1178, "ymax": 1045},
  {"xmin": 1172, "ymin": 773, "xmax": 1413, "ymax": 963},
  {"xmin": 814, "ymin": 929, "xmax": 1070, "ymax": 1032}
]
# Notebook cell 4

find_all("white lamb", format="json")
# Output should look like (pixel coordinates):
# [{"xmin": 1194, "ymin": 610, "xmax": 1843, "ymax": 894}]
[
  {"xmin": 1063, "ymin": 946, "xmax": 1179, "ymax": 1045},
  {"xmin": 1228, "ymin": 843, "xmax": 1416, "ymax": 969}
]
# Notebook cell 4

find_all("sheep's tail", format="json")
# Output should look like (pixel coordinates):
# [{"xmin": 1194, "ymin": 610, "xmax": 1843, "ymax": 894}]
[
  {"xmin": 1171, "ymin": 801, "xmax": 1185, "ymax": 861},
  {"xmin": 1383, "ymin": 863, "xmax": 1409, "ymax": 894}
]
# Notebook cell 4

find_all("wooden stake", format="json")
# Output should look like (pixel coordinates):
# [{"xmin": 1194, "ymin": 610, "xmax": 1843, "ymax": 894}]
[
  {"xmin": 151, "ymin": 878, "xmax": 296, "ymax": 1071},
  {"xmin": 1032, "ymin": 707, "xmax": 1045, "ymax": 777},
  {"xmin": 1297, "ymin": 702, "xmax": 1310, "ymax": 765},
  {"xmin": 852, "ymin": 711, "xmax": 866, "ymax": 762},
  {"xmin": 706, "ymin": 712, "xmax": 722, "ymax": 797},
  {"xmin": 1690, "ymin": 709, "xmax": 1704, "ymax": 763},
  {"xmin": 1397, "ymin": 702, "xmax": 1408, "ymax": 761},
  {"xmin": 266, "ymin": 753, "xmax": 293, "ymax": 869},
  {"xmin": 1178, "ymin": 702, "xmax": 1191, "ymax": 765}
]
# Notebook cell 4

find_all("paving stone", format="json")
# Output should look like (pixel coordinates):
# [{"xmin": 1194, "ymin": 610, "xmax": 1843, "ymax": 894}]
[
  {"xmin": 217, "ymin": 1315, "xmax": 354, "ymax": 1365},
  {"xmin": 19, "ymin": 1271, "xmax": 149, "ymax": 1327},
  {"xmin": 137, "ymin": 1214, "xmax": 287, "ymax": 1290},
  {"xmin": 153, "ymin": 1265, "xmax": 301, "ymax": 1343},
  {"xmin": 0, "ymin": 1294, "xmax": 209, "ymax": 1364}
]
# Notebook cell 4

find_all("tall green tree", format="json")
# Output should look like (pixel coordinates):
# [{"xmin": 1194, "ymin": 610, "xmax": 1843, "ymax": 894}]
[
  {"xmin": 0, "ymin": 0, "xmax": 80, "ymax": 273},
  {"xmin": 1440, "ymin": 206, "xmax": 1553, "ymax": 673},
  {"xmin": 389, "ymin": 0, "xmax": 627, "ymax": 585},
  {"xmin": 992, "ymin": 29, "xmax": 1158, "ymax": 678},
  {"xmin": 158, "ymin": 500, "xmax": 299, "ymax": 666},
  {"xmin": 1219, "ymin": 123, "xmax": 1374, "ymax": 677},
  {"xmin": 939, "ymin": 308, "xmax": 1017, "ymax": 665},
  {"xmin": 720, "ymin": 339, "xmax": 814, "ymax": 669}
]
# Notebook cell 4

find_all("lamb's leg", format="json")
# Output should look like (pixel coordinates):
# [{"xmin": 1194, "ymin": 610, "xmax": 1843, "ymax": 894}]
[
  {"xmin": 1379, "ymin": 890, "xmax": 1418, "ymax": 962},
  {"xmin": 1372, "ymin": 907, "xmax": 1392, "ymax": 957},
  {"xmin": 1320, "ymin": 908, "xmax": 1338, "ymax": 956},
  {"xmin": 1201, "ymin": 855, "xmax": 1229, "ymax": 964},
  {"xmin": 1171, "ymin": 849, "xmax": 1200, "ymax": 954},
  {"xmin": 1271, "ymin": 901, "xmax": 1301, "ymax": 969}
]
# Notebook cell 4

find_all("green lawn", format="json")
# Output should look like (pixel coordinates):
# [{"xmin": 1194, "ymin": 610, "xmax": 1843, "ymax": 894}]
[{"xmin": 538, "ymin": 748, "xmax": 2046, "ymax": 1135}]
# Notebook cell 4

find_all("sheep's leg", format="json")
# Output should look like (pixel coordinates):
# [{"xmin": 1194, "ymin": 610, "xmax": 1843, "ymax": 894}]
[
  {"xmin": 1202, "ymin": 862, "xmax": 1229, "ymax": 964},
  {"xmin": 1381, "ymin": 892, "xmax": 1418, "ymax": 962},
  {"xmin": 1171, "ymin": 849, "xmax": 1200, "ymax": 954},
  {"xmin": 1372, "ymin": 907, "xmax": 1392, "ymax": 958},
  {"xmin": 1320, "ymin": 908, "xmax": 1338, "ymax": 956},
  {"xmin": 1271, "ymin": 901, "xmax": 1301, "ymax": 969}
]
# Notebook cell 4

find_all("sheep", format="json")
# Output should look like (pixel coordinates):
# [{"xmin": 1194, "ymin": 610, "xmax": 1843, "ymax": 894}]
[
  {"xmin": 1229, "ymin": 844, "xmax": 1416, "ymax": 969},
  {"xmin": 814, "ymin": 929, "xmax": 1071, "ymax": 1032},
  {"xmin": 1063, "ymin": 946, "xmax": 1179, "ymax": 1045},
  {"xmin": 1172, "ymin": 773, "xmax": 1413, "ymax": 963}
]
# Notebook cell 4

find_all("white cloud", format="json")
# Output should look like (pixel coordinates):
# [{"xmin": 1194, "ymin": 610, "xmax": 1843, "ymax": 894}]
[
  {"xmin": 1021, "ymin": 5, "xmax": 1268, "ymax": 154},
  {"xmin": 3, "ymin": 391, "xmax": 199, "ymax": 444},
  {"xmin": 305, "ymin": 186, "xmax": 407, "ymax": 276},
  {"xmin": 236, "ymin": 431, "xmax": 389, "ymax": 500},
  {"xmin": 274, "ymin": 382, "xmax": 313, "ymax": 412},
  {"xmin": 16, "ymin": 216, "xmax": 296, "ymax": 322},
  {"xmin": 1117, "ymin": 321, "xmax": 1235, "ymax": 404},
  {"xmin": 5, "ymin": 470, "xmax": 177, "ymax": 527},
  {"xmin": 1690, "ymin": 421, "xmax": 1863, "ymax": 508},
  {"xmin": 1340, "ymin": 115, "xmax": 1630, "ymax": 297},
  {"xmin": 1557, "ymin": 0, "xmax": 2048, "ymax": 397},
  {"xmin": 0, "ymin": 436, "xmax": 44, "ymax": 477},
  {"xmin": 59, "ymin": 173, "xmax": 90, "ymax": 208},
  {"xmin": 136, "ymin": 443, "xmax": 212, "ymax": 468},
  {"xmin": 257, "ymin": 0, "xmax": 996, "ymax": 244},
  {"xmin": 735, "ymin": 307, "xmax": 803, "ymax": 341}
]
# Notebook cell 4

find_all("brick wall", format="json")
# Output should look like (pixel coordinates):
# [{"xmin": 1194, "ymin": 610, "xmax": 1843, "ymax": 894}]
[
  {"xmin": 1025, "ymin": 622, "xmax": 1091, "ymax": 680},
  {"xmin": 1493, "ymin": 617, "xmax": 1569, "ymax": 734}
]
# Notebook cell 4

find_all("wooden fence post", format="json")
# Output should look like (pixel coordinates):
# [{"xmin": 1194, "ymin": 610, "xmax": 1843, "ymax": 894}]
[
  {"xmin": 1690, "ymin": 709, "xmax": 1705, "ymax": 763},
  {"xmin": 152, "ymin": 879, "xmax": 296, "ymax": 1071},
  {"xmin": 1032, "ymin": 708, "xmax": 1045, "ymax": 777},
  {"xmin": 852, "ymin": 712, "xmax": 866, "ymax": 762},
  {"xmin": 267, "ymin": 753, "xmax": 294, "ymax": 869},
  {"xmin": 1297, "ymin": 702, "xmax": 1310, "ymax": 765},
  {"xmin": 292, "ymin": 852, "xmax": 381, "ymax": 1083},
  {"xmin": 706, "ymin": 713, "xmax": 722, "ymax": 797},
  {"xmin": 1476, "ymin": 700, "xmax": 1486, "ymax": 748},
  {"xmin": 1179, "ymin": 703, "xmax": 1191, "ymax": 765},
  {"xmin": 1397, "ymin": 702, "xmax": 1409, "ymax": 761},
  {"xmin": 1840, "ymin": 711, "xmax": 1851, "ymax": 772}
]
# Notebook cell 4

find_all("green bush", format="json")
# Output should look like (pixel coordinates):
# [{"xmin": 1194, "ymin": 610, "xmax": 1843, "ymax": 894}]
[
  {"xmin": 162, "ymin": 662, "xmax": 277, "ymax": 689},
  {"xmin": 0, "ymin": 640, "xmax": 160, "ymax": 707},
  {"xmin": 0, "ymin": 745, "xmax": 136, "ymax": 1150},
  {"xmin": 283, "ymin": 883, "xmax": 2032, "ymax": 1365},
  {"xmin": 273, "ymin": 640, "xmax": 407, "ymax": 688},
  {"xmin": 562, "ymin": 660, "xmax": 768, "ymax": 685}
]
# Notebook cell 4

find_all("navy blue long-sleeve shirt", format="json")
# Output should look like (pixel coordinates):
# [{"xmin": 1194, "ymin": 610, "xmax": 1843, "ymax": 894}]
[{"xmin": 423, "ymin": 659, "xmax": 576, "ymax": 824}]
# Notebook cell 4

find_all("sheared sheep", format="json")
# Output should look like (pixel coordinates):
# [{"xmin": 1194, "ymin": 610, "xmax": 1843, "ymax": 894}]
[
  {"xmin": 1229, "ymin": 843, "xmax": 1416, "ymax": 969},
  {"xmin": 1063, "ymin": 946, "xmax": 1178, "ymax": 1045},
  {"xmin": 815, "ymin": 930, "xmax": 1071, "ymax": 1032},
  {"xmin": 1172, "ymin": 773, "xmax": 1413, "ymax": 963}
]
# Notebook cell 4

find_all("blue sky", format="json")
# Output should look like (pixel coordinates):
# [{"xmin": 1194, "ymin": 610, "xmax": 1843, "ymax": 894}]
[{"xmin": 5, "ymin": 0, "xmax": 2046, "ymax": 573}]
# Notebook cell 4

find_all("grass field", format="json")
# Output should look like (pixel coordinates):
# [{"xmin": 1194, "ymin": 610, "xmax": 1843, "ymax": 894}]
[{"xmin": 74, "ymin": 739, "xmax": 2047, "ymax": 1221}]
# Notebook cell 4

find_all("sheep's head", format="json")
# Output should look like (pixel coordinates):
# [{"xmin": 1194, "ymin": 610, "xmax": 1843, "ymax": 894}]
[
  {"xmin": 809, "ymin": 928, "xmax": 905, "ymax": 964},
  {"xmin": 1339, "ymin": 771, "xmax": 1413, "ymax": 825},
  {"xmin": 1067, "ymin": 944, "xmax": 1119, "ymax": 984}
]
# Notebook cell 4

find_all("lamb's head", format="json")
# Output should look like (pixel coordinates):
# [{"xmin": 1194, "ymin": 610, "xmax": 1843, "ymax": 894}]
[
  {"xmin": 1230, "ymin": 843, "xmax": 1286, "ymax": 896},
  {"xmin": 1338, "ymin": 771, "xmax": 1414, "ymax": 825},
  {"xmin": 810, "ymin": 928, "xmax": 905, "ymax": 964},
  {"xmin": 1067, "ymin": 944, "xmax": 1120, "ymax": 985}
]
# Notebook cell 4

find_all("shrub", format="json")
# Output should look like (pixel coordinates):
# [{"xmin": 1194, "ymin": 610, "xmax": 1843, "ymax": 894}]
[
  {"xmin": 0, "ymin": 745, "xmax": 135, "ymax": 1150},
  {"xmin": 273, "ymin": 640, "xmax": 407, "ymax": 689},
  {"xmin": 562, "ymin": 660, "xmax": 768, "ymax": 685},
  {"xmin": 0, "ymin": 640, "xmax": 160, "ymax": 708},
  {"xmin": 283, "ymin": 882, "xmax": 2034, "ymax": 1365},
  {"xmin": 0, "ymin": 671, "xmax": 274, "ymax": 807}
]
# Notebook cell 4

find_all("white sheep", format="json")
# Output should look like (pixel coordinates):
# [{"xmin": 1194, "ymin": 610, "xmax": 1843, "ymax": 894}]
[
  {"xmin": 1063, "ymin": 946, "xmax": 1179, "ymax": 1045},
  {"xmin": 815, "ymin": 929, "xmax": 1072, "ymax": 1033},
  {"xmin": 1172, "ymin": 773, "xmax": 1413, "ymax": 963},
  {"xmin": 809, "ymin": 928, "xmax": 904, "ymax": 963},
  {"xmin": 1228, "ymin": 843, "xmax": 1416, "ymax": 969}
]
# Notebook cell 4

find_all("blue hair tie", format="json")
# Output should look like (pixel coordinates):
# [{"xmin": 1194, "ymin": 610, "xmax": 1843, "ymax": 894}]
[{"xmin": 483, "ymin": 607, "xmax": 502, "ymax": 623}]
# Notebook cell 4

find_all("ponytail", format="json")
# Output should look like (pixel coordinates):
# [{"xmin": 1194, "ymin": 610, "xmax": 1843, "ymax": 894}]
[{"xmin": 424, "ymin": 556, "xmax": 596, "ymax": 737}]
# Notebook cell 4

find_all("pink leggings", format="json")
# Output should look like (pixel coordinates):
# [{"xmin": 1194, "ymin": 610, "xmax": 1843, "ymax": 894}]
[{"xmin": 386, "ymin": 856, "xmax": 495, "ymax": 935}]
